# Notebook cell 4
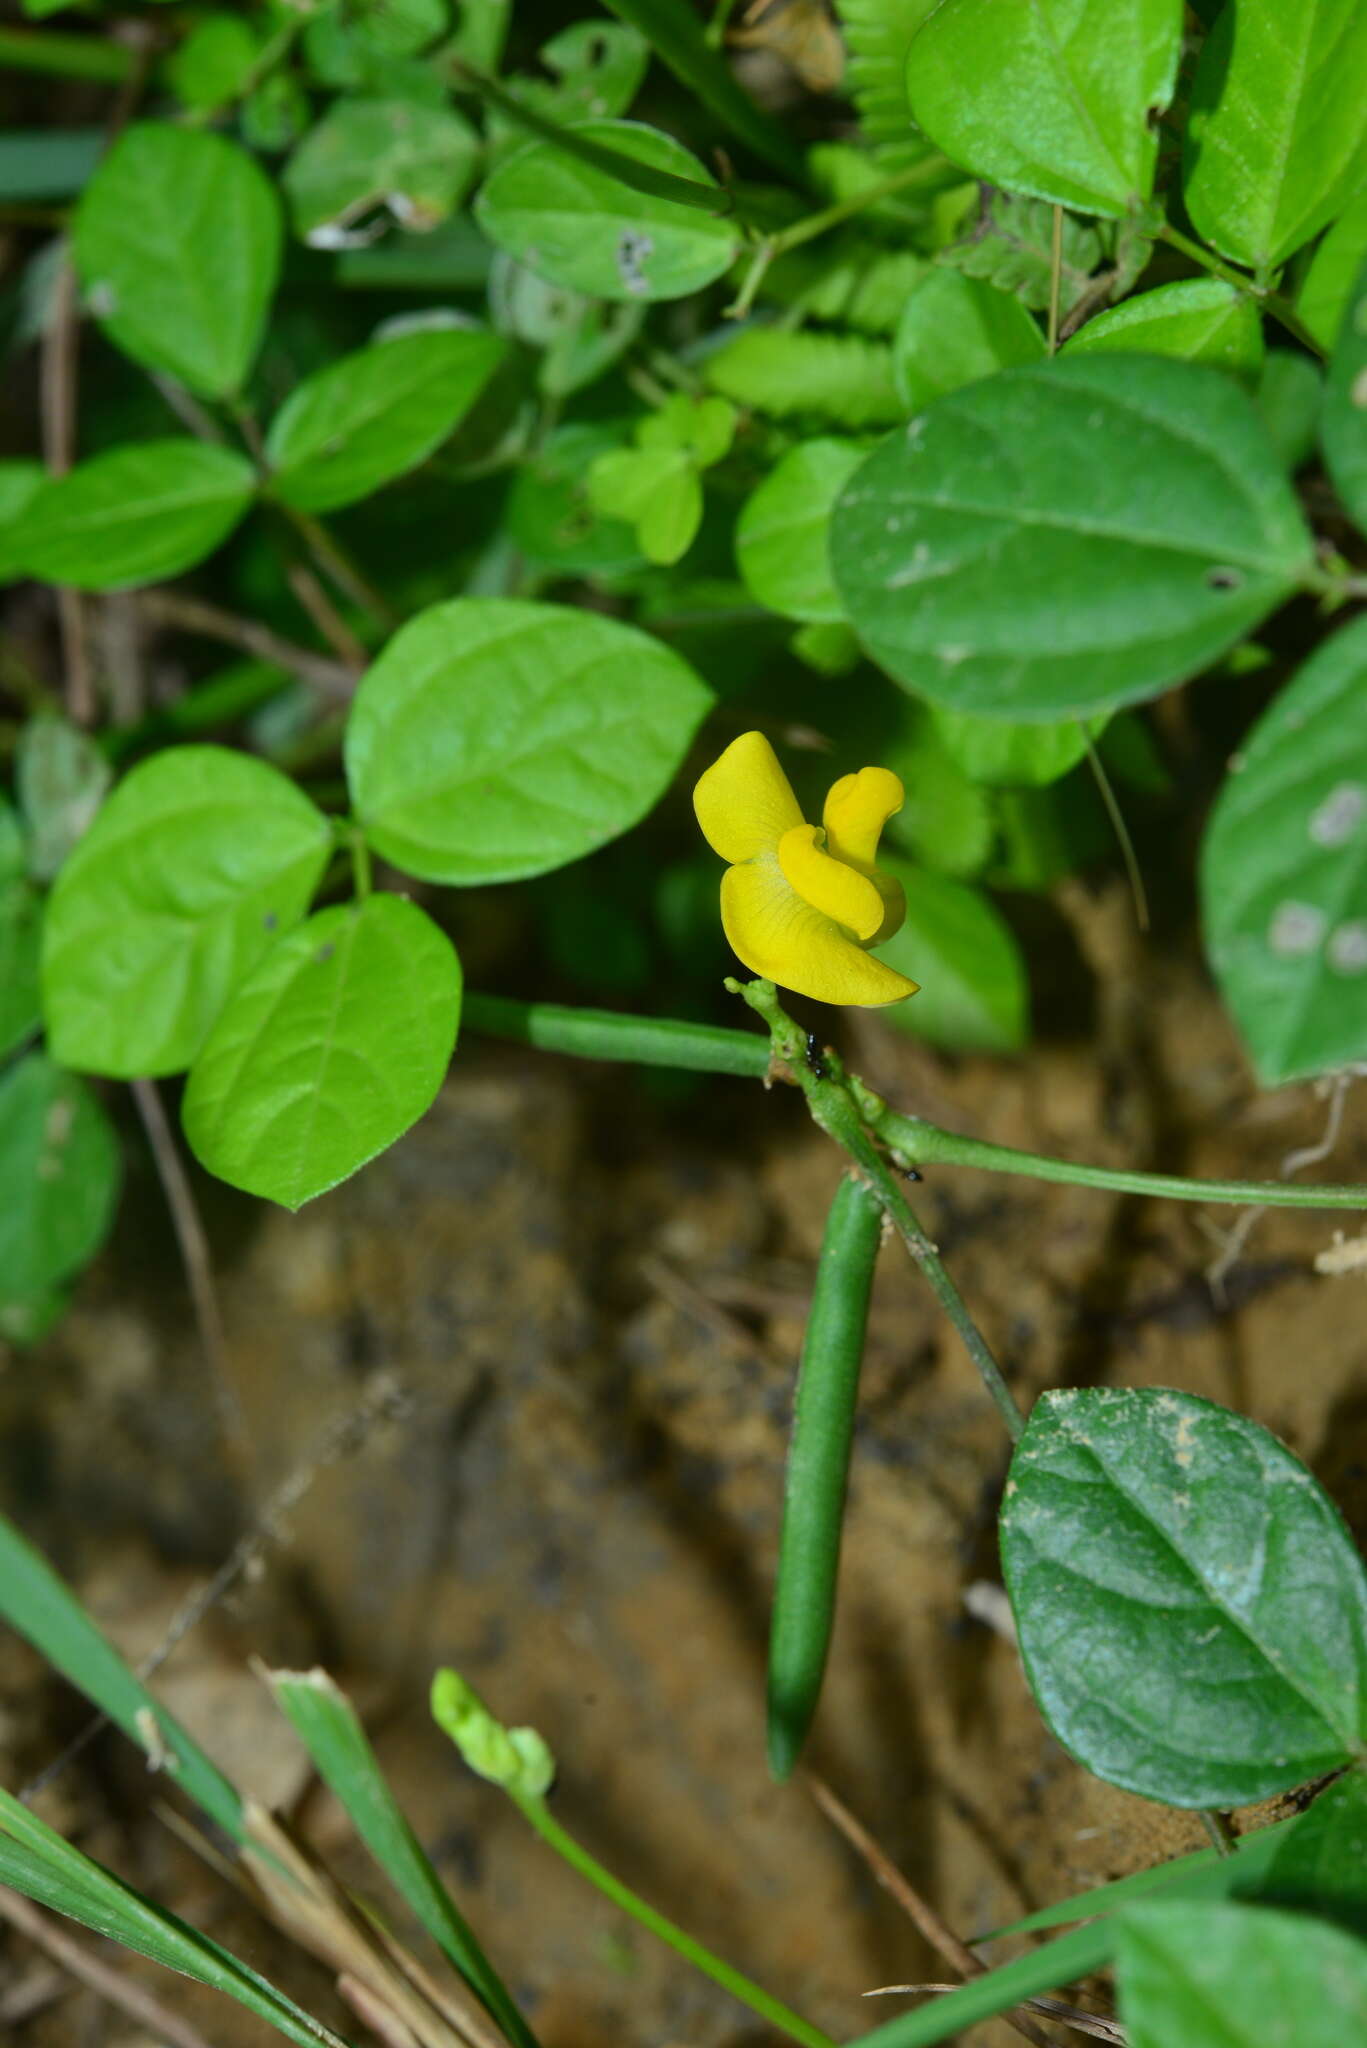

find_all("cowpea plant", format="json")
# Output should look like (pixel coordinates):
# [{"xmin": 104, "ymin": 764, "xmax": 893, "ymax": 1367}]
[{"xmin": 2, "ymin": 1, "xmax": 1367, "ymax": 2042}]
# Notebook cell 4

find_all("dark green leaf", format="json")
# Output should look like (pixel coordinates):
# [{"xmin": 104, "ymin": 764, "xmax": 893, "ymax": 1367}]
[
  {"xmin": 488, "ymin": 253, "xmax": 643, "ymax": 394},
  {"xmin": 1299, "ymin": 186, "xmax": 1367, "ymax": 351},
  {"xmin": 42, "ymin": 746, "xmax": 333, "ymax": 1079},
  {"xmin": 596, "ymin": 0, "xmax": 804, "ymax": 178},
  {"xmin": 266, "ymin": 326, "xmax": 505, "ymax": 512},
  {"xmin": 1256, "ymin": 350, "xmax": 1324, "ymax": 471},
  {"xmin": 17, "ymin": 441, "xmax": 256, "ymax": 592},
  {"xmin": 0, "ymin": 879, "xmax": 42, "ymax": 1060},
  {"xmin": 1201, "ymin": 612, "xmax": 1367, "ymax": 1085},
  {"xmin": 893, "ymin": 269, "xmax": 1044, "ymax": 410},
  {"xmin": 1261, "ymin": 1771, "xmax": 1367, "ymax": 1935},
  {"xmin": 906, "ymin": 0, "xmax": 1184, "ymax": 217},
  {"xmin": 1117, "ymin": 1900, "xmax": 1367, "ymax": 2048},
  {"xmin": 1067, "ymin": 278, "xmax": 1264, "ymax": 377},
  {"xmin": 736, "ymin": 438, "xmax": 865, "ymax": 624},
  {"xmin": 875, "ymin": 861, "xmax": 1027, "ymax": 1052},
  {"xmin": 830, "ymin": 357, "xmax": 1313, "ymax": 719},
  {"xmin": 74, "ymin": 123, "xmax": 281, "ymax": 398},
  {"xmin": 931, "ymin": 706, "xmax": 1098, "ymax": 787},
  {"xmin": 1184, "ymin": 0, "xmax": 1367, "ymax": 272},
  {"xmin": 0, "ymin": 1052, "xmax": 120, "ymax": 1300},
  {"xmin": 1323, "ymin": 253, "xmax": 1367, "ymax": 534},
  {"xmin": 938, "ymin": 191, "xmax": 1105, "ymax": 314},
  {"xmin": 0, "ymin": 460, "xmax": 46, "ymax": 581},
  {"xmin": 284, "ymin": 97, "xmax": 479, "ymax": 238},
  {"xmin": 345, "ymin": 598, "xmax": 713, "ymax": 884},
  {"xmin": 182, "ymin": 894, "xmax": 461, "ymax": 1207},
  {"xmin": 475, "ymin": 120, "xmax": 738, "ymax": 303},
  {"xmin": 1002, "ymin": 1387, "xmax": 1367, "ymax": 1807}
]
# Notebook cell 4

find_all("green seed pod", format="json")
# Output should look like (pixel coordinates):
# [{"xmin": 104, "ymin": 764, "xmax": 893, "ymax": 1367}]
[{"xmin": 767, "ymin": 1171, "xmax": 883, "ymax": 1780}]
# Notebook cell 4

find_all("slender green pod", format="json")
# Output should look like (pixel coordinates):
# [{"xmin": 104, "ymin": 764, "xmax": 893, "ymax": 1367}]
[{"xmin": 768, "ymin": 1171, "xmax": 884, "ymax": 1779}]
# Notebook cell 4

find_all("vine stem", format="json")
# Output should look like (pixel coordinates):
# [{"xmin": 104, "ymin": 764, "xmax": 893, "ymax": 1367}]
[
  {"xmin": 732, "ymin": 980, "xmax": 1026, "ymax": 1443},
  {"xmin": 510, "ymin": 1793, "xmax": 838, "ymax": 2048},
  {"xmin": 1157, "ymin": 222, "xmax": 1326, "ymax": 358}
]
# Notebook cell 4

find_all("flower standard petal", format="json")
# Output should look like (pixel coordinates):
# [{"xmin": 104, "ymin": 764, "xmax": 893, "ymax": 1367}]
[
  {"xmin": 721, "ymin": 859, "xmax": 919, "ymax": 1006},
  {"xmin": 777, "ymin": 824, "xmax": 885, "ymax": 942},
  {"xmin": 694, "ymin": 730, "xmax": 804, "ymax": 863}
]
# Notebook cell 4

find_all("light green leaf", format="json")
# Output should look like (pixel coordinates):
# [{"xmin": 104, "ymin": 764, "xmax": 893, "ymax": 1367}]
[
  {"xmin": 1184, "ymin": 0, "xmax": 1367, "ymax": 273},
  {"xmin": 284, "ymin": 96, "xmax": 479, "ymax": 237},
  {"xmin": 882, "ymin": 706, "xmax": 994, "ymax": 876},
  {"xmin": 930, "ymin": 706, "xmax": 1099, "ymax": 787},
  {"xmin": 182, "ymin": 894, "xmax": 461, "ymax": 1208},
  {"xmin": 1002, "ymin": 1387, "xmax": 1367, "ymax": 1807},
  {"xmin": 736, "ymin": 438, "xmax": 865, "ymax": 624},
  {"xmin": 475, "ymin": 119, "xmax": 738, "ymax": 303},
  {"xmin": 0, "ymin": 460, "xmax": 45, "ymax": 581},
  {"xmin": 345, "ymin": 598, "xmax": 713, "ymax": 885},
  {"xmin": 704, "ymin": 329, "xmax": 903, "ymax": 429},
  {"xmin": 503, "ymin": 422, "xmax": 645, "ymax": 574},
  {"xmin": 905, "ymin": 0, "xmax": 1184, "ymax": 218},
  {"xmin": 1300, "ymin": 186, "xmax": 1367, "ymax": 351},
  {"xmin": 166, "ymin": 13, "xmax": 262, "ymax": 109},
  {"xmin": 15, "ymin": 715, "xmax": 110, "ymax": 882},
  {"xmin": 830, "ymin": 356, "xmax": 1314, "ymax": 719},
  {"xmin": 893, "ymin": 269, "xmax": 1045, "ymax": 411},
  {"xmin": 0, "ymin": 1786, "xmax": 348, "ymax": 2048},
  {"xmin": 1200, "ymin": 612, "xmax": 1367, "ymax": 1085},
  {"xmin": 73, "ymin": 122, "xmax": 281, "ymax": 398},
  {"xmin": 16, "ymin": 441, "xmax": 256, "ymax": 592},
  {"xmin": 1067, "ymin": 278, "xmax": 1265, "ymax": 377},
  {"xmin": 875, "ymin": 861, "xmax": 1028, "ymax": 1053},
  {"xmin": 265, "ymin": 326, "xmax": 505, "ymax": 512},
  {"xmin": 1324, "ymin": 253, "xmax": 1367, "ymax": 533},
  {"xmin": 0, "ymin": 879, "xmax": 42, "ymax": 1059},
  {"xmin": 588, "ymin": 446, "xmax": 700, "ymax": 564},
  {"xmin": 0, "ymin": 1052, "xmax": 120, "ymax": 1300},
  {"xmin": 1256, "ymin": 349, "xmax": 1324, "ymax": 471},
  {"xmin": 1117, "ymin": 1901, "xmax": 1367, "ymax": 2048},
  {"xmin": 267, "ymin": 1667, "xmax": 538, "ymax": 2048},
  {"xmin": 42, "ymin": 746, "xmax": 333, "ymax": 1080}
]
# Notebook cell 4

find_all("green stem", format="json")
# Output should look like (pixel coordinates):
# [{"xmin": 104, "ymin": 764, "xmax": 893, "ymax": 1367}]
[
  {"xmin": 462, "ymin": 993, "xmax": 1367, "ymax": 1212},
  {"xmin": 733, "ymin": 981, "xmax": 1026, "ymax": 1443},
  {"xmin": 349, "ymin": 827, "xmax": 373, "ymax": 902},
  {"xmin": 451, "ymin": 62, "xmax": 742, "ymax": 218},
  {"xmin": 766, "ymin": 155, "xmax": 952, "ymax": 258},
  {"xmin": 0, "ymin": 27, "xmax": 136, "ymax": 82},
  {"xmin": 1157, "ymin": 222, "xmax": 1326, "ymax": 358},
  {"xmin": 280, "ymin": 507, "xmax": 396, "ymax": 633},
  {"xmin": 511, "ymin": 1794, "xmax": 837, "ymax": 2048}
]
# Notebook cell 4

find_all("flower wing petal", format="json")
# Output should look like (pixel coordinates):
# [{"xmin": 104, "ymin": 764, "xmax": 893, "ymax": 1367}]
[
  {"xmin": 823, "ymin": 766, "xmax": 904, "ymax": 867},
  {"xmin": 777, "ymin": 824, "xmax": 885, "ymax": 942},
  {"xmin": 694, "ymin": 730, "xmax": 804, "ymax": 863},
  {"xmin": 721, "ymin": 858, "xmax": 919, "ymax": 1007}
]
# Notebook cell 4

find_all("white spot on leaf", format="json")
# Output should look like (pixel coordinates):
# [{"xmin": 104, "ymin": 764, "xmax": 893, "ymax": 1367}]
[
  {"xmin": 1268, "ymin": 900, "xmax": 1325, "ymax": 957},
  {"xmin": 1328, "ymin": 920, "xmax": 1367, "ymax": 974},
  {"xmin": 1309, "ymin": 782, "xmax": 1366, "ymax": 847}
]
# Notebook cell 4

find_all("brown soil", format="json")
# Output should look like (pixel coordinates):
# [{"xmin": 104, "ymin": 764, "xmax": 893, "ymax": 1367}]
[{"xmin": 2, "ymin": 877, "xmax": 1365, "ymax": 2048}]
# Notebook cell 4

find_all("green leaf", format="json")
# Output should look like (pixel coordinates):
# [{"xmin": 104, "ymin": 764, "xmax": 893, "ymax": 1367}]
[
  {"xmin": 488, "ymin": 252, "xmax": 643, "ymax": 395},
  {"xmin": 938, "ymin": 190, "xmax": 1105, "ymax": 313},
  {"xmin": 588, "ymin": 445, "xmax": 701, "ymax": 564},
  {"xmin": 1117, "ymin": 1901, "xmax": 1367, "ymax": 2048},
  {"xmin": 489, "ymin": 19, "xmax": 648, "ymax": 156},
  {"xmin": 705, "ymin": 329, "xmax": 903, "ymax": 429},
  {"xmin": 166, "ymin": 13, "xmax": 262, "ymax": 109},
  {"xmin": 265, "ymin": 326, "xmax": 505, "ymax": 513},
  {"xmin": 1068, "ymin": 278, "xmax": 1265, "ymax": 377},
  {"xmin": 893, "ymin": 269, "xmax": 1045, "ymax": 411},
  {"xmin": 1324, "ymin": 253, "xmax": 1367, "ymax": 534},
  {"xmin": 1260, "ymin": 1770, "xmax": 1367, "ymax": 1935},
  {"xmin": 267, "ymin": 1667, "xmax": 539, "ymax": 2048},
  {"xmin": 73, "ymin": 122, "xmax": 281, "ymax": 398},
  {"xmin": 830, "ymin": 356, "xmax": 1314, "ymax": 719},
  {"xmin": 1001, "ymin": 1386, "xmax": 1367, "ymax": 1807},
  {"xmin": 0, "ymin": 1786, "xmax": 348, "ymax": 2048},
  {"xmin": 0, "ymin": 460, "xmax": 45, "ymax": 581},
  {"xmin": 503, "ymin": 422, "xmax": 645, "ymax": 574},
  {"xmin": 475, "ymin": 119, "xmax": 738, "ymax": 304},
  {"xmin": 874, "ymin": 861, "xmax": 1027, "ymax": 1052},
  {"xmin": 736, "ymin": 438, "xmax": 865, "ymax": 624},
  {"xmin": 1256, "ymin": 349, "xmax": 1324, "ymax": 471},
  {"xmin": 42, "ymin": 746, "xmax": 333, "ymax": 1080},
  {"xmin": 596, "ymin": 0, "xmax": 805, "ymax": 178},
  {"xmin": 834, "ymin": 0, "xmax": 940, "ymax": 151},
  {"xmin": 0, "ymin": 878, "xmax": 42, "ymax": 1059},
  {"xmin": 15, "ymin": 714, "xmax": 110, "ymax": 883},
  {"xmin": 905, "ymin": 0, "xmax": 1184, "ymax": 218},
  {"xmin": 1299, "ymin": 186, "xmax": 1367, "ymax": 351},
  {"xmin": 345, "ymin": 598, "xmax": 713, "ymax": 885},
  {"xmin": 182, "ymin": 894, "xmax": 461, "ymax": 1208},
  {"xmin": 0, "ymin": 1052, "xmax": 120, "ymax": 1300},
  {"xmin": 284, "ymin": 96, "xmax": 479, "ymax": 238},
  {"xmin": 1184, "ymin": 0, "xmax": 1367, "ymax": 273},
  {"xmin": 930, "ymin": 706, "xmax": 1098, "ymax": 787},
  {"xmin": 17, "ymin": 441, "xmax": 256, "ymax": 592},
  {"xmin": 0, "ymin": 1510, "xmax": 243, "ymax": 1841},
  {"xmin": 1200, "ymin": 612, "xmax": 1367, "ymax": 1086},
  {"xmin": 881, "ymin": 706, "xmax": 994, "ymax": 876}
]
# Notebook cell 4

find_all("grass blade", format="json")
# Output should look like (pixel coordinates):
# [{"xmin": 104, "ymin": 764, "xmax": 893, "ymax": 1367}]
[{"xmin": 598, "ymin": 0, "xmax": 806, "ymax": 177}]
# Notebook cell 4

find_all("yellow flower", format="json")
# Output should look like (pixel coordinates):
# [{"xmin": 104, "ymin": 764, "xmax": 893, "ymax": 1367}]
[{"xmin": 693, "ymin": 730, "xmax": 920, "ymax": 1006}]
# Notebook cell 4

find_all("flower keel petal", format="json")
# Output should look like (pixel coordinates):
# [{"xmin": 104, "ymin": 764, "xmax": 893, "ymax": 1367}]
[
  {"xmin": 721, "ymin": 858, "xmax": 919, "ymax": 1007},
  {"xmin": 777, "ymin": 824, "xmax": 885, "ymax": 942}
]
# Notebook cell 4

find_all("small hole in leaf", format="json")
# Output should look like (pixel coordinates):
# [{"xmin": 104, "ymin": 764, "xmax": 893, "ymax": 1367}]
[
  {"xmin": 315, "ymin": 943, "xmax": 335, "ymax": 964},
  {"xmin": 1207, "ymin": 567, "xmax": 1243, "ymax": 591}
]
